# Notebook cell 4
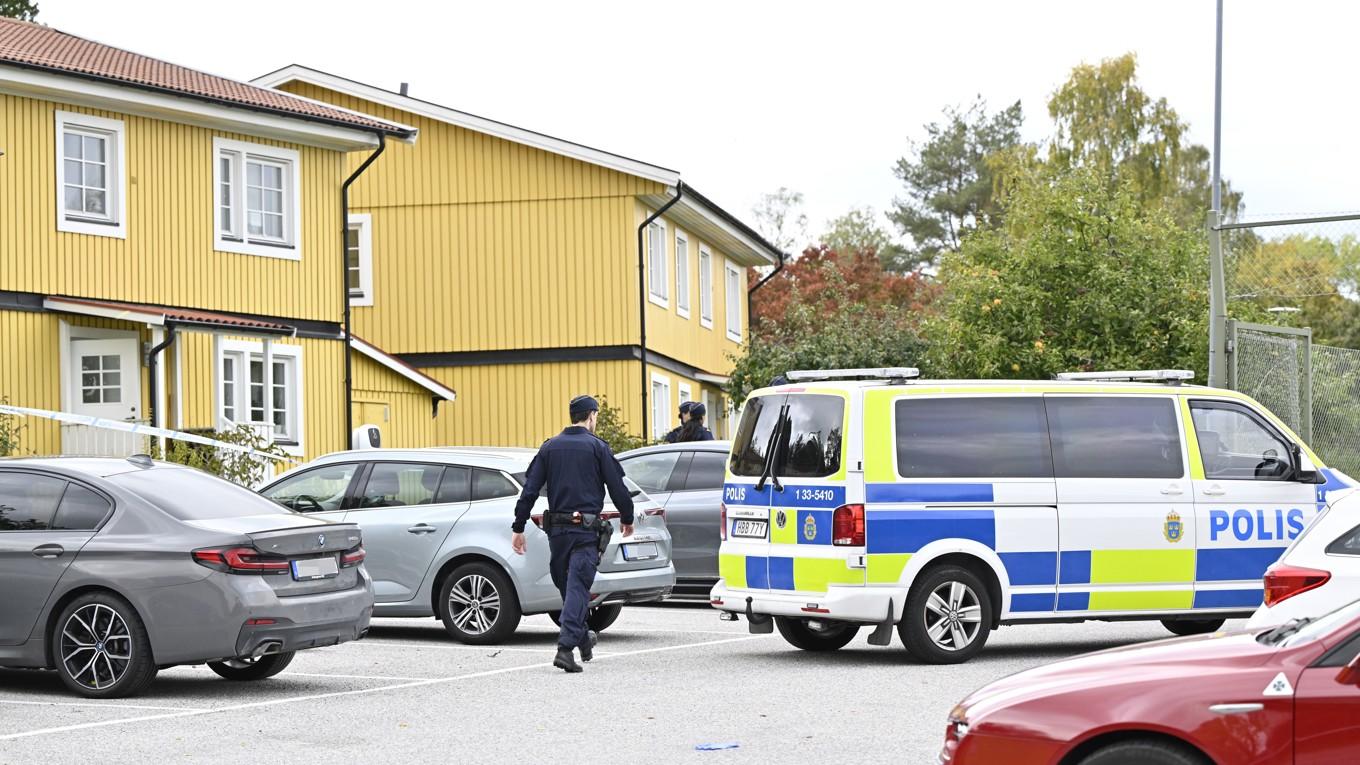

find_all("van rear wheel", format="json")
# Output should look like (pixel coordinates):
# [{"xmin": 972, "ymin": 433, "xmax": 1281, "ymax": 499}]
[
  {"xmin": 1161, "ymin": 618, "xmax": 1225, "ymax": 637},
  {"xmin": 899, "ymin": 565, "xmax": 993, "ymax": 664},
  {"xmin": 774, "ymin": 617, "xmax": 860, "ymax": 651}
]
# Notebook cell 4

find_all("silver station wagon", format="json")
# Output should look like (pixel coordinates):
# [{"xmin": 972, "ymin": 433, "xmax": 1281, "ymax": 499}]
[{"xmin": 259, "ymin": 447, "xmax": 676, "ymax": 643}]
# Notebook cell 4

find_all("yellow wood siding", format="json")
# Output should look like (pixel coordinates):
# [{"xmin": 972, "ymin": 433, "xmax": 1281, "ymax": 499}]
[
  {"xmin": 644, "ymin": 365, "xmax": 734, "ymax": 441},
  {"xmin": 351, "ymin": 353, "xmax": 444, "ymax": 449},
  {"xmin": 0, "ymin": 93, "xmax": 345, "ymax": 322},
  {"xmin": 0, "ymin": 310, "xmax": 63, "ymax": 455}
]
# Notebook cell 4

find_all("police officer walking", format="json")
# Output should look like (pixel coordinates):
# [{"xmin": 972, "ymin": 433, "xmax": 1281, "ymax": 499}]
[{"xmin": 511, "ymin": 395, "xmax": 634, "ymax": 673}]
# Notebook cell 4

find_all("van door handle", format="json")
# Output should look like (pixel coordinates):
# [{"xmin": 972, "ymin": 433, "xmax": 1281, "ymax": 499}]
[
  {"xmin": 1160, "ymin": 485, "xmax": 1184, "ymax": 496},
  {"xmin": 1202, "ymin": 485, "xmax": 1226, "ymax": 496},
  {"xmin": 32, "ymin": 544, "xmax": 64, "ymax": 559},
  {"xmin": 407, "ymin": 524, "xmax": 437, "ymax": 535}
]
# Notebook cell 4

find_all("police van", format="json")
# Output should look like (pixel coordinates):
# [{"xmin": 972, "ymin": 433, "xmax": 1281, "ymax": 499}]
[{"xmin": 710, "ymin": 368, "xmax": 1354, "ymax": 663}]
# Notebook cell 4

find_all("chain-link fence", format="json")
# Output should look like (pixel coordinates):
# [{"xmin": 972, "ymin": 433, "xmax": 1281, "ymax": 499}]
[
  {"xmin": 1230, "ymin": 322, "xmax": 1310, "ymax": 438},
  {"xmin": 1311, "ymin": 343, "xmax": 1360, "ymax": 477}
]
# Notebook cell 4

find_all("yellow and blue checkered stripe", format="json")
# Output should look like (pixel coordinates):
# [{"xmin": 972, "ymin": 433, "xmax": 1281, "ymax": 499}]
[{"xmin": 719, "ymin": 482, "xmax": 862, "ymax": 592}]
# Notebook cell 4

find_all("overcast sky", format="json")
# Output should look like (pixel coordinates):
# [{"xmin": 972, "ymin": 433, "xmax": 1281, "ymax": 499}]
[{"xmin": 38, "ymin": 0, "xmax": 1360, "ymax": 245}]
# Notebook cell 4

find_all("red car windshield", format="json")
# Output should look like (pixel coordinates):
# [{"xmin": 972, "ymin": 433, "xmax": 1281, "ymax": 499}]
[{"xmin": 1266, "ymin": 599, "xmax": 1360, "ymax": 647}]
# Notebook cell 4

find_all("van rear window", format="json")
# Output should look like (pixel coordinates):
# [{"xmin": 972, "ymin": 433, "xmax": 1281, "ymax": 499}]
[
  {"xmin": 729, "ymin": 394, "xmax": 846, "ymax": 479},
  {"xmin": 895, "ymin": 397, "xmax": 1052, "ymax": 478}
]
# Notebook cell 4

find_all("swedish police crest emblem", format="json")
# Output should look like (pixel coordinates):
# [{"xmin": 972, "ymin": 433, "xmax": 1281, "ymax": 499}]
[
  {"xmin": 1164, "ymin": 510, "xmax": 1184, "ymax": 543},
  {"xmin": 803, "ymin": 514, "xmax": 817, "ymax": 542}
]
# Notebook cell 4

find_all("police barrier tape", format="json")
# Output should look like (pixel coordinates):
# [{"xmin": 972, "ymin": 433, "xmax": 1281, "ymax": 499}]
[{"xmin": 0, "ymin": 404, "xmax": 300, "ymax": 463}]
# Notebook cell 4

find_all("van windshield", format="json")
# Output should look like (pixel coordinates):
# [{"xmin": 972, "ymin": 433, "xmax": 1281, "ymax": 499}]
[{"xmin": 729, "ymin": 394, "xmax": 845, "ymax": 479}]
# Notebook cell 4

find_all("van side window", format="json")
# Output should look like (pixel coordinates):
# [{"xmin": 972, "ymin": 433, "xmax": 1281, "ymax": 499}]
[
  {"xmin": 1046, "ymin": 397, "xmax": 1183, "ymax": 479},
  {"xmin": 895, "ymin": 397, "xmax": 1052, "ymax": 478},
  {"xmin": 1190, "ymin": 401, "xmax": 1293, "ymax": 481}
]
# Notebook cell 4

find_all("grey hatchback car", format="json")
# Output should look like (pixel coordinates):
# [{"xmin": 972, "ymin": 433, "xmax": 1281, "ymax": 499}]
[
  {"xmin": 618, "ymin": 441, "xmax": 729, "ymax": 599},
  {"xmin": 0, "ymin": 457, "xmax": 373, "ymax": 699}
]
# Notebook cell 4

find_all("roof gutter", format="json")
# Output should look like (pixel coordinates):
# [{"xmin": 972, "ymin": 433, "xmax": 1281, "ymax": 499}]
[
  {"xmin": 637, "ymin": 184, "xmax": 684, "ymax": 441},
  {"xmin": 341, "ymin": 132, "xmax": 388, "ymax": 450},
  {"xmin": 746, "ymin": 249, "xmax": 787, "ymax": 332}
]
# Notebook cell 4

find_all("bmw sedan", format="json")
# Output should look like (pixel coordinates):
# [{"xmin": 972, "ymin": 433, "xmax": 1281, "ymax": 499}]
[
  {"xmin": 0, "ymin": 457, "xmax": 372, "ymax": 699},
  {"xmin": 259, "ymin": 447, "xmax": 675, "ymax": 644},
  {"xmin": 617, "ymin": 441, "xmax": 729, "ymax": 599}
]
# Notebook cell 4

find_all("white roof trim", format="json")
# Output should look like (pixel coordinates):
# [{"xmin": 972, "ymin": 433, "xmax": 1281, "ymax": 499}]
[
  {"xmin": 695, "ymin": 372, "xmax": 730, "ymax": 386},
  {"xmin": 252, "ymin": 65, "xmax": 680, "ymax": 185},
  {"xmin": 350, "ymin": 336, "xmax": 457, "ymax": 402},
  {"xmin": 44, "ymin": 296, "xmax": 164, "ymax": 326},
  {"xmin": 0, "ymin": 64, "xmax": 395, "ymax": 152}
]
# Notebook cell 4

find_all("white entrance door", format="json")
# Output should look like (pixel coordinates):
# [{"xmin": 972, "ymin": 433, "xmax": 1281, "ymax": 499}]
[{"xmin": 70, "ymin": 338, "xmax": 141, "ymax": 421}]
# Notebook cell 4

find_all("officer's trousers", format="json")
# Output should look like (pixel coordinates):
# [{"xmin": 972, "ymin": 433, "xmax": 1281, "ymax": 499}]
[{"xmin": 547, "ymin": 528, "xmax": 599, "ymax": 650}]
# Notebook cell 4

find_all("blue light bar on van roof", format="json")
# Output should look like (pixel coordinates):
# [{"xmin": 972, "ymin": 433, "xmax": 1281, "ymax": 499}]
[
  {"xmin": 785, "ymin": 368, "xmax": 921, "ymax": 382},
  {"xmin": 1054, "ymin": 370, "xmax": 1195, "ymax": 383}
]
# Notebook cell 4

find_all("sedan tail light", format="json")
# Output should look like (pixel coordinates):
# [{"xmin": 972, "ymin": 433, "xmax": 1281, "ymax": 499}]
[
  {"xmin": 193, "ymin": 546, "xmax": 290, "ymax": 574},
  {"xmin": 832, "ymin": 504, "xmax": 866, "ymax": 546},
  {"xmin": 719, "ymin": 502, "xmax": 728, "ymax": 541},
  {"xmin": 340, "ymin": 545, "xmax": 366, "ymax": 568},
  {"xmin": 1264, "ymin": 563, "xmax": 1331, "ymax": 606}
]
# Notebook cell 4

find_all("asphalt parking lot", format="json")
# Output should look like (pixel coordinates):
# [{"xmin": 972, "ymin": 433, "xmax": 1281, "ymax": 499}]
[{"xmin": 0, "ymin": 605, "xmax": 1242, "ymax": 764}]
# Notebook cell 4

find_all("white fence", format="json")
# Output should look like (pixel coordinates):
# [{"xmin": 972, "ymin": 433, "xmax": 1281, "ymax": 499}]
[{"xmin": 61, "ymin": 420, "xmax": 150, "ymax": 457}]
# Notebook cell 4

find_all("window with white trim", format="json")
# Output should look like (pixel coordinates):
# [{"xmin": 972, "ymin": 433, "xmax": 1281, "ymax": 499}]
[
  {"xmin": 647, "ymin": 218, "xmax": 668, "ymax": 306},
  {"xmin": 213, "ymin": 138, "xmax": 301, "ymax": 259},
  {"xmin": 703, "ymin": 390, "xmax": 718, "ymax": 438},
  {"xmin": 675, "ymin": 232, "xmax": 690, "ymax": 318},
  {"xmin": 698, "ymin": 247, "xmax": 713, "ymax": 328},
  {"xmin": 55, "ymin": 111, "xmax": 126, "ymax": 238},
  {"xmin": 219, "ymin": 343, "xmax": 302, "ymax": 445},
  {"xmin": 678, "ymin": 382, "xmax": 692, "ymax": 407},
  {"xmin": 724, "ymin": 261, "xmax": 743, "ymax": 342},
  {"xmin": 651, "ymin": 374, "xmax": 671, "ymax": 441},
  {"xmin": 346, "ymin": 213, "xmax": 373, "ymax": 306}
]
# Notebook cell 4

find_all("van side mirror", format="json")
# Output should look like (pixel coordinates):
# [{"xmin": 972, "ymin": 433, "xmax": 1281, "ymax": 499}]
[
  {"xmin": 1293, "ymin": 446, "xmax": 1324, "ymax": 484},
  {"xmin": 1336, "ymin": 653, "xmax": 1360, "ymax": 686}
]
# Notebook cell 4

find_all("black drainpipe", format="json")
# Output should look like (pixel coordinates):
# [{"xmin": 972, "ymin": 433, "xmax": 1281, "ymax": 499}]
[
  {"xmin": 637, "ymin": 183, "xmax": 684, "ymax": 441},
  {"xmin": 146, "ymin": 325, "xmax": 177, "ymax": 444},
  {"xmin": 341, "ymin": 133, "xmax": 388, "ymax": 451},
  {"xmin": 746, "ymin": 249, "xmax": 787, "ymax": 333}
]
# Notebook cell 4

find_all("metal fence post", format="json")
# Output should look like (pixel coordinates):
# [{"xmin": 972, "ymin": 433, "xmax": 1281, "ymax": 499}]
[
  {"xmin": 1301, "ymin": 331, "xmax": 1313, "ymax": 443},
  {"xmin": 1208, "ymin": 210, "xmax": 1229, "ymax": 388}
]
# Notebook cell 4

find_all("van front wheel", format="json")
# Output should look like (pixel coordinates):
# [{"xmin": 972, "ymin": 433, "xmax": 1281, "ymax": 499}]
[
  {"xmin": 899, "ymin": 565, "xmax": 993, "ymax": 664},
  {"xmin": 774, "ymin": 617, "xmax": 860, "ymax": 651},
  {"xmin": 1161, "ymin": 618, "xmax": 1225, "ymax": 637}
]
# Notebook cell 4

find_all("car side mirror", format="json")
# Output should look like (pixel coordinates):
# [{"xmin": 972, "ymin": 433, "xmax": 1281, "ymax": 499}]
[
  {"xmin": 1336, "ymin": 653, "xmax": 1360, "ymax": 686},
  {"xmin": 1294, "ymin": 445, "xmax": 1323, "ymax": 484}
]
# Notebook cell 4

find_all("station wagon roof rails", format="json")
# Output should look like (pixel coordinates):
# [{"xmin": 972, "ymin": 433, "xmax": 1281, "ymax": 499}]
[
  {"xmin": 1054, "ymin": 369, "xmax": 1195, "ymax": 385},
  {"xmin": 785, "ymin": 368, "xmax": 921, "ymax": 384}
]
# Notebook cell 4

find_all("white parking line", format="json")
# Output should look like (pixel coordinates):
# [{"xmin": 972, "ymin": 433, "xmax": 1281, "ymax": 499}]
[
  {"xmin": 0, "ymin": 699, "xmax": 207, "ymax": 713},
  {"xmin": 0, "ymin": 635, "xmax": 770, "ymax": 742},
  {"xmin": 344, "ymin": 641, "xmax": 556, "ymax": 654}
]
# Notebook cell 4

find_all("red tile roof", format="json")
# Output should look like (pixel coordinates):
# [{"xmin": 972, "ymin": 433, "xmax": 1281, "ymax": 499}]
[
  {"xmin": 0, "ymin": 18, "xmax": 412, "ymax": 138},
  {"xmin": 46, "ymin": 296, "xmax": 294, "ymax": 334}
]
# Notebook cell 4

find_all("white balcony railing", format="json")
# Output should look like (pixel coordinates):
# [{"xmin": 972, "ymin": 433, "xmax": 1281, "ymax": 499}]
[{"xmin": 61, "ymin": 420, "xmax": 150, "ymax": 457}]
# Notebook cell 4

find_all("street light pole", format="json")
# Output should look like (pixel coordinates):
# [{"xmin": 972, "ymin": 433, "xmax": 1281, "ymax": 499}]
[{"xmin": 1207, "ymin": 0, "xmax": 1229, "ymax": 388}]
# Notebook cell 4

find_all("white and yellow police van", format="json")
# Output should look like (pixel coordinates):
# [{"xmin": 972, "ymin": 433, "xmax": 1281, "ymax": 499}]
[{"xmin": 710, "ymin": 368, "xmax": 1354, "ymax": 663}]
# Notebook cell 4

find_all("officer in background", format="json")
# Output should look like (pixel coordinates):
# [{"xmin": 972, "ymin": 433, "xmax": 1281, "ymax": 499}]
[
  {"xmin": 662, "ymin": 401, "xmax": 694, "ymax": 443},
  {"xmin": 676, "ymin": 402, "xmax": 715, "ymax": 442},
  {"xmin": 511, "ymin": 395, "xmax": 634, "ymax": 673}
]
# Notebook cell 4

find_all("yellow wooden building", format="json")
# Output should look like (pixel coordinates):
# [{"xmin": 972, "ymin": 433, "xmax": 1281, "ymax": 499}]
[
  {"xmin": 0, "ymin": 19, "xmax": 455, "ymax": 460},
  {"xmin": 255, "ymin": 66, "xmax": 783, "ymax": 447}
]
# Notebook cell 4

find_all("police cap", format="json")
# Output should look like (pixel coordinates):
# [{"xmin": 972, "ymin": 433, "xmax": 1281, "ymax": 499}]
[{"xmin": 569, "ymin": 395, "xmax": 600, "ymax": 418}]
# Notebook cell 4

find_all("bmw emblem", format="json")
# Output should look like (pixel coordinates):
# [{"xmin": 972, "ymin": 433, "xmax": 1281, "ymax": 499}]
[
  {"xmin": 775, "ymin": 510, "xmax": 787, "ymax": 529},
  {"xmin": 317, "ymin": 533, "xmax": 326, "ymax": 547}
]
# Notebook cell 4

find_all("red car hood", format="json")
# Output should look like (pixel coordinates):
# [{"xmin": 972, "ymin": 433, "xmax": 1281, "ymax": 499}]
[{"xmin": 961, "ymin": 630, "xmax": 1279, "ymax": 720}]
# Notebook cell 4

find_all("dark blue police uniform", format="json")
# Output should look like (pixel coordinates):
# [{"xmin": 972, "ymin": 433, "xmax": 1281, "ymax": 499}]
[{"xmin": 512, "ymin": 401, "xmax": 633, "ymax": 666}]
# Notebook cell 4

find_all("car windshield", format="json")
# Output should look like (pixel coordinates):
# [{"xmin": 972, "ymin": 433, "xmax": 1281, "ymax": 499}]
[
  {"xmin": 110, "ymin": 467, "xmax": 294, "ymax": 521},
  {"xmin": 1263, "ymin": 599, "xmax": 1360, "ymax": 647}
]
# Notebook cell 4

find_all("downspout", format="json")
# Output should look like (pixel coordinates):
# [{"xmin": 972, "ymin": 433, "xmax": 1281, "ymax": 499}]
[
  {"xmin": 146, "ymin": 326, "xmax": 176, "ymax": 451},
  {"xmin": 637, "ymin": 183, "xmax": 684, "ymax": 441},
  {"xmin": 746, "ymin": 249, "xmax": 787, "ymax": 333},
  {"xmin": 341, "ymin": 132, "xmax": 387, "ymax": 451}
]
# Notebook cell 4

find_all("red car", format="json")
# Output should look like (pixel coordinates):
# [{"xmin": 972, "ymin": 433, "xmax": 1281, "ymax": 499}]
[{"xmin": 942, "ymin": 600, "xmax": 1360, "ymax": 765}]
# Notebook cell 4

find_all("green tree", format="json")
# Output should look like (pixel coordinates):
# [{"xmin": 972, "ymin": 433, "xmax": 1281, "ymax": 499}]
[
  {"xmin": 1229, "ymin": 234, "xmax": 1360, "ymax": 347},
  {"xmin": 1047, "ymin": 52, "xmax": 1239, "ymax": 225},
  {"xmin": 0, "ymin": 397, "xmax": 24, "ymax": 456},
  {"xmin": 593, "ymin": 396, "xmax": 652, "ymax": 453},
  {"xmin": 926, "ymin": 160, "xmax": 1210, "ymax": 380},
  {"xmin": 155, "ymin": 425, "xmax": 291, "ymax": 486},
  {"xmin": 0, "ymin": 0, "xmax": 38, "ymax": 20},
  {"xmin": 820, "ymin": 207, "xmax": 911, "ymax": 272},
  {"xmin": 890, "ymin": 97, "xmax": 1023, "ymax": 266},
  {"xmin": 751, "ymin": 187, "xmax": 808, "ymax": 254}
]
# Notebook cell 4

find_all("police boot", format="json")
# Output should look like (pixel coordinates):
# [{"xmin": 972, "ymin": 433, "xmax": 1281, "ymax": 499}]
[
  {"xmin": 579, "ymin": 630, "xmax": 599, "ymax": 663},
  {"xmin": 553, "ymin": 647, "xmax": 583, "ymax": 673}
]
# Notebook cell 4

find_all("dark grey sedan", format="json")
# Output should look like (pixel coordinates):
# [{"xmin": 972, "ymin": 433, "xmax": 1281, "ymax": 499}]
[
  {"xmin": 618, "ymin": 441, "xmax": 728, "ymax": 599},
  {"xmin": 0, "ymin": 456, "xmax": 372, "ymax": 698}
]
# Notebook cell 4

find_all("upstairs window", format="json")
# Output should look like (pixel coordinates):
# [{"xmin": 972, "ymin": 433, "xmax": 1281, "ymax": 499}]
[
  {"xmin": 724, "ymin": 260, "xmax": 743, "ymax": 342},
  {"xmin": 675, "ymin": 232, "xmax": 691, "ymax": 318},
  {"xmin": 347, "ymin": 213, "xmax": 373, "ymax": 306},
  {"xmin": 214, "ymin": 138, "xmax": 301, "ymax": 259},
  {"xmin": 698, "ymin": 247, "xmax": 714, "ymax": 328},
  {"xmin": 55, "ymin": 111, "xmax": 126, "ymax": 239},
  {"xmin": 647, "ymin": 217, "xmax": 668, "ymax": 306}
]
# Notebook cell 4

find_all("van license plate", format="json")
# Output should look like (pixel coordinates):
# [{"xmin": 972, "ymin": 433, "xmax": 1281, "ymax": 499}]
[
  {"xmin": 732, "ymin": 520, "xmax": 768, "ymax": 539},
  {"xmin": 622, "ymin": 542, "xmax": 658, "ymax": 561},
  {"xmin": 291, "ymin": 556, "xmax": 339, "ymax": 581}
]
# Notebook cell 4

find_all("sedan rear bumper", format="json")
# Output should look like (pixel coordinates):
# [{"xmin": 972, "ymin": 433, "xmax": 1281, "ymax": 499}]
[{"xmin": 593, "ymin": 563, "xmax": 676, "ymax": 604}]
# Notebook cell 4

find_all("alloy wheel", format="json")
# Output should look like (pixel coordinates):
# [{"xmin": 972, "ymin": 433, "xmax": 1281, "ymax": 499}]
[
  {"xmin": 60, "ymin": 603, "xmax": 133, "ymax": 690},
  {"xmin": 923, "ymin": 580, "xmax": 982, "ymax": 652},
  {"xmin": 448, "ymin": 574, "xmax": 502, "ymax": 635}
]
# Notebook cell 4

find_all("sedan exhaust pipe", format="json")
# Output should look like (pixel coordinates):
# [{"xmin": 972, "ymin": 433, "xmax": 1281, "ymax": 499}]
[{"xmin": 249, "ymin": 640, "xmax": 283, "ymax": 661}]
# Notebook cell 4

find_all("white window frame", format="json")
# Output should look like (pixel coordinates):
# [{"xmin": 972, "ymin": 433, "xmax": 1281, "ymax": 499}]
[
  {"xmin": 724, "ymin": 260, "xmax": 743, "ymax": 343},
  {"xmin": 650, "ymin": 373, "xmax": 671, "ymax": 441},
  {"xmin": 647, "ymin": 216, "xmax": 668, "ymax": 307},
  {"xmin": 678, "ymin": 382, "xmax": 692, "ymax": 407},
  {"xmin": 698, "ymin": 246, "xmax": 714, "ymax": 329},
  {"xmin": 217, "ymin": 340, "xmax": 305, "ymax": 453},
  {"xmin": 55, "ymin": 111, "xmax": 127, "ymax": 239},
  {"xmin": 213, "ymin": 137, "xmax": 302, "ymax": 260},
  {"xmin": 347, "ymin": 213, "xmax": 374, "ymax": 307},
  {"xmin": 702, "ymin": 390, "xmax": 718, "ymax": 438},
  {"xmin": 675, "ymin": 231, "xmax": 691, "ymax": 319}
]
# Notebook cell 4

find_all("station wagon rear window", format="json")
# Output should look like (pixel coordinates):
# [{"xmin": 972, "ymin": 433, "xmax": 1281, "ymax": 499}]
[{"xmin": 895, "ymin": 397, "xmax": 1052, "ymax": 479}]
